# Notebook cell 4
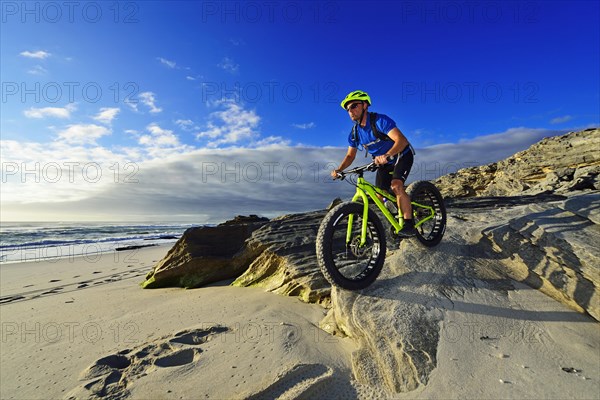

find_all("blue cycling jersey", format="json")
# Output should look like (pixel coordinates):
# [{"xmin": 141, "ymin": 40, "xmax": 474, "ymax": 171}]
[{"xmin": 347, "ymin": 113, "xmax": 396, "ymax": 157}]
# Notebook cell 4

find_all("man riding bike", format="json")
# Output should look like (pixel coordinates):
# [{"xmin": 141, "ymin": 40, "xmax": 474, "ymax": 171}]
[{"xmin": 331, "ymin": 90, "xmax": 416, "ymax": 238}]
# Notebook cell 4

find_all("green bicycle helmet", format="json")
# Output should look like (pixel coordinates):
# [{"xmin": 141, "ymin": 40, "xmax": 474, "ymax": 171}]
[{"xmin": 341, "ymin": 90, "xmax": 371, "ymax": 110}]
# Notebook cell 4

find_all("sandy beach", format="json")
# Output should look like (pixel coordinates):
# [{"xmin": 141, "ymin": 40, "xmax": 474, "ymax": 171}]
[{"xmin": 0, "ymin": 245, "xmax": 357, "ymax": 399}]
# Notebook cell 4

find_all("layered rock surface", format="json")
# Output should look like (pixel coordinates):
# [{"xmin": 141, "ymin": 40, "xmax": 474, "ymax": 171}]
[
  {"xmin": 142, "ymin": 215, "xmax": 268, "ymax": 288},
  {"xmin": 482, "ymin": 192, "xmax": 600, "ymax": 321},
  {"xmin": 434, "ymin": 128, "xmax": 600, "ymax": 198},
  {"xmin": 143, "ymin": 211, "xmax": 333, "ymax": 305},
  {"xmin": 231, "ymin": 211, "xmax": 332, "ymax": 305}
]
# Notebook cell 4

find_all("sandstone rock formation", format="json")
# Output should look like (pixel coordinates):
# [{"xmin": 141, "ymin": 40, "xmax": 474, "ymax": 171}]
[
  {"xmin": 321, "ymin": 285, "xmax": 441, "ymax": 392},
  {"xmin": 143, "ymin": 211, "xmax": 333, "ymax": 305},
  {"xmin": 232, "ymin": 211, "xmax": 332, "ymax": 306},
  {"xmin": 141, "ymin": 215, "xmax": 268, "ymax": 288},
  {"xmin": 434, "ymin": 128, "xmax": 600, "ymax": 198},
  {"xmin": 482, "ymin": 192, "xmax": 600, "ymax": 321}
]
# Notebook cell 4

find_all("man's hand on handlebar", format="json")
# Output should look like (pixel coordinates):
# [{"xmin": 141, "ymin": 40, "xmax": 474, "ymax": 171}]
[
  {"xmin": 331, "ymin": 169, "xmax": 342, "ymax": 180},
  {"xmin": 374, "ymin": 154, "xmax": 391, "ymax": 165}
]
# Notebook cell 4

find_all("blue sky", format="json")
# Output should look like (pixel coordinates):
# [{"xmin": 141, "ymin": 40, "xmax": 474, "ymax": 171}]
[{"xmin": 1, "ymin": 0, "xmax": 599, "ymax": 222}]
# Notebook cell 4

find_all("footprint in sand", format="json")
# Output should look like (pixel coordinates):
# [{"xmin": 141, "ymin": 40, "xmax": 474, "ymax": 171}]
[
  {"xmin": 66, "ymin": 326, "xmax": 228, "ymax": 399},
  {"xmin": 23, "ymin": 284, "xmax": 35, "ymax": 288},
  {"xmin": 92, "ymin": 271, "xmax": 102, "ymax": 274},
  {"xmin": 49, "ymin": 279, "xmax": 61, "ymax": 283},
  {"xmin": 153, "ymin": 348, "xmax": 196, "ymax": 367},
  {"xmin": 245, "ymin": 363, "xmax": 338, "ymax": 400}
]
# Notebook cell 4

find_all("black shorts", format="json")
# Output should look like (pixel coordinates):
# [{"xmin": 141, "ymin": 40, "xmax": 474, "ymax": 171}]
[{"xmin": 375, "ymin": 147, "xmax": 414, "ymax": 193}]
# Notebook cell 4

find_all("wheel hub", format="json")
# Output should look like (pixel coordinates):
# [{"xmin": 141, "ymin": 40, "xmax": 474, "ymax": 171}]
[{"xmin": 349, "ymin": 236, "xmax": 371, "ymax": 257}]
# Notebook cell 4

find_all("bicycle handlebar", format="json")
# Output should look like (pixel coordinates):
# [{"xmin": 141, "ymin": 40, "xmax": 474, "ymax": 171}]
[
  {"xmin": 334, "ymin": 155, "xmax": 395, "ymax": 180},
  {"xmin": 334, "ymin": 161, "xmax": 379, "ymax": 180}
]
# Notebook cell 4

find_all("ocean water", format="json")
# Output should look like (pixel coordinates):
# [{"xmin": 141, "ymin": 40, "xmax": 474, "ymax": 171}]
[{"xmin": 0, "ymin": 222, "xmax": 198, "ymax": 264}]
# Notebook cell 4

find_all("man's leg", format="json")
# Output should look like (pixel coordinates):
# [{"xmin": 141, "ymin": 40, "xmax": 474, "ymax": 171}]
[
  {"xmin": 390, "ymin": 179, "xmax": 412, "ymax": 219},
  {"xmin": 391, "ymin": 150, "xmax": 415, "ymax": 237},
  {"xmin": 375, "ymin": 164, "xmax": 394, "ymax": 202}
]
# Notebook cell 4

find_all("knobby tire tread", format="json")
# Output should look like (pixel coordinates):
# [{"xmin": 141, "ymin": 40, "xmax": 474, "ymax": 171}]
[
  {"xmin": 316, "ymin": 202, "xmax": 386, "ymax": 290},
  {"xmin": 406, "ymin": 180, "xmax": 447, "ymax": 247}
]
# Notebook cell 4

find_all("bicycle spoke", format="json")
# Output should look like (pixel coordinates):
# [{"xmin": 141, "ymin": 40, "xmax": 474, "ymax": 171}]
[{"xmin": 316, "ymin": 202, "xmax": 386, "ymax": 289}]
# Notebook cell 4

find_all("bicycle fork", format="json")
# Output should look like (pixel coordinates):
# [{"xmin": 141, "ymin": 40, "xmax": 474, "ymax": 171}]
[{"xmin": 347, "ymin": 189, "xmax": 403, "ymax": 246}]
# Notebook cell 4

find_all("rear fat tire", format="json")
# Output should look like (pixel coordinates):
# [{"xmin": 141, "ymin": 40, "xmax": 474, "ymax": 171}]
[
  {"xmin": 406, "ymin": 181, "xmax": 446, "ymax": 247},
  {"xmin": 316, "ymin": 202, "xmax": 386, "ymax": 290}
]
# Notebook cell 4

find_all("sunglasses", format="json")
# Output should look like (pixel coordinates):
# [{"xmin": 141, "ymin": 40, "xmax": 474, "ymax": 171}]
[{"xmin": 346, "ymin": 102, "xmax": 362, "ymax": 111}]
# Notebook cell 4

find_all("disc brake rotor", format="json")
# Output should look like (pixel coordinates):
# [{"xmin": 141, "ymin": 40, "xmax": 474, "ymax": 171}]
[{"xmin": 349, "ymin": 235, "xmax": 371, "ymax": 257}]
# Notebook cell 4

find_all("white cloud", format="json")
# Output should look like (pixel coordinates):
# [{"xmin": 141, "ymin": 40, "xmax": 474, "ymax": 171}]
[
  {"xmin": 252, "ymin": 136, "xmax": 291, "ymax": 147},
  {"xmin": 24, "ymin": 104, "xmax": 76, "ymax": 119},
  {"xmin": 550, "ymin": 115, "xmax": 573, "ymax": 124},
  {"xmin": 293, "ymin": 122, "xmax": 316, "ymax": 129},
  {"xmin": 175, "ymin": 119, "xmax": 198, "ymax": 131},
  {"xmin": 196, "ymin": 102, "xmax": 260, "ymax": 147},
  {"xmin": 1, "ymin": 126, "xmax": 574, "ymax": 222},
  {"xmin": 157, "ymin": 57, "xmax": 177, "ymax": 69},
  {"xmin": 125, "ymin": 100, "xmax": 139, "ymax": 113},
  {"xmin": 139, "ymin": 123, "xmax": 180, "ymax": 147},
  {"xmin": 93, "ymin": 108, "xmax": 120, "ymax": 125},
  {"xmin": 20, "ymin": 50, "xmax": 51, "ymax": 59},
  {"xmin": 0, "ymin": 138, "xmax": 135, "ymax": 209},
  {"xmin": 27, "ymin": 65, "xmax": 48, "ymax": 75},
  {"xmin": 218, "ymin": 57, "xmax": 239, "ymax": 74},
  {"xmin": 56, "ymin": 124, "xmax": 111, "ymax": 145},
  {"xmin": 0, "ymin": 141, "xmax": 348, "ymax": 221},
  {"xmin": 175, "ymin": 119, "xmax": 193, "ymax": 127},
  {"xmin": 185, "ymin": 75, "xmax": 203, "ymax": 81},
  {"xmin": 139, "ymin": 92, "xmax": 162, "ymax": 113}
]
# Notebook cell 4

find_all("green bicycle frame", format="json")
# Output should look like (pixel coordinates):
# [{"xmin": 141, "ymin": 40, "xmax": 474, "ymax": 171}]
[{"xmin": 347, "ymin": 177, "xmax": 436, "ymax": 246}]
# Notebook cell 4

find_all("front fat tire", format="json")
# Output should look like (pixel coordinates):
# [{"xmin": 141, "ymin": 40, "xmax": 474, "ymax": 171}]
[
  {"xmin": 406, "ymin": 181, "xmax": 447, "ymax": 247},
  {"xmin": 316, "ymin": 202, "xmax": 386, "ymax": 290}
]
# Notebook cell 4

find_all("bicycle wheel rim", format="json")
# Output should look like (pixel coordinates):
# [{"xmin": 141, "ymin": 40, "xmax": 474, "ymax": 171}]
[
  {"xmin": 413, "ymin": 190, "xmax": 444, "ymax": 241},
  {"xmin": 328, "ymin": 210, "xmax": 383, "ymax": 281}
]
